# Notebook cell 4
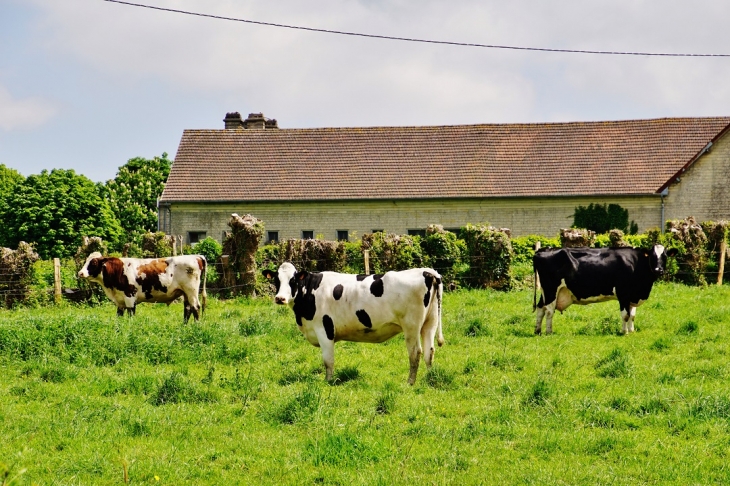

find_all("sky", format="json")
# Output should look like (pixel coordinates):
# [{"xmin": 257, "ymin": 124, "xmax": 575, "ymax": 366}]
[{"xmin": 2, "ymin": 0, "xmax": 730, "ymax": 183}]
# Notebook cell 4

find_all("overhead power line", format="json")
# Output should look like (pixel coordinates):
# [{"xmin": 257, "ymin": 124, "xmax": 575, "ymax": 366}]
[{"xmin": 103, "ymin": 0, "xmax": 730, "ymax": 58}]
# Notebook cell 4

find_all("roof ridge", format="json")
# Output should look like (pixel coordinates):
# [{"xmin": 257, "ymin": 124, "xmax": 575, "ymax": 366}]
[{"xmin": 181, "ymin": 116, "xmax": 730, "ymax": 133}]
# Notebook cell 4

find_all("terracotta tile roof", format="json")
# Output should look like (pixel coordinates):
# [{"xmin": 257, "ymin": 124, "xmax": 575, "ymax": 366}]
[{"xmin": 160, "ymin": 117, "xmax": 730, "ymax": 202}]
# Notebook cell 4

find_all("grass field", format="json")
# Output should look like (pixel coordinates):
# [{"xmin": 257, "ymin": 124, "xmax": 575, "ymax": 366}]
[{"xmin": 2, "ymin": 283, "xmax": 730, "ymax": 485}]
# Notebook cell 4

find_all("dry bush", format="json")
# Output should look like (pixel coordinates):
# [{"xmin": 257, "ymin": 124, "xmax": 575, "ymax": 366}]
[
  {"xmin": 0, "ymin": 241, "xmax": 39, "ymax": 307},
  {"xmin": 560, "ymin": 228, "xmax": 596, "ymax": 248},
  {"xmin": 223, "ymin": 213, "xmax": 264, "ymax": 296}
]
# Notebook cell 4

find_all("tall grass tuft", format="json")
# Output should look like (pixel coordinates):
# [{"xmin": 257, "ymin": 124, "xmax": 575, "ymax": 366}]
[
  {"xmin": 375, "ymin": 382, "xmax": 398, "ymax": 415},
  {"xmin": 238, "ymin": 315, "xmax": 273, "ymax": 336},
  {"xmin": 425, "ymin": 365, "xmax": 456, "ymax": 390},
  {"xmin": 268, "ymin": 386, "xmax": 321, "ymax": 425},
  {"xmin": 150, "ymin": 371, "xmax": 217, "ymax": 406},
  {"xmin": 677, "ymin": 320, "xmax": 699, "ymax": 335},
  {"xmin": 464, "ymin": 318, "xmax": 491, "ymax": 337},
  {"xmin": 333, "ymin": 365, "xmax": 361, "ymax": 385},
  {"xmin": 595, "ymin": 348, "xmax": 631, "ymax": 378},
  {"xmin": 307, "ymin": 430, "xmax": 379, "ymax": 467},
  {"xmin": 523, "ymin": 377, "xmax": 552, "ymax": 407}
]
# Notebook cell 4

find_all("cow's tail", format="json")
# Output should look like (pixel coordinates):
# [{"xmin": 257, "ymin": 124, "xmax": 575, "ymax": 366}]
[
  {"xmin": 201, "ymin": 255, "xmax": 208, "ymax": 316},
  {"xmin": 436, "ymin": 276, "xmax": 444, "ymax": 347},
  {"xmin": 425, "ymin": 270, "xmax": 444, "ymax": 347}
]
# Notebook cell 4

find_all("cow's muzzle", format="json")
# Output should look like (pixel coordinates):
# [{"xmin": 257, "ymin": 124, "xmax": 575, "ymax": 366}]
[{"xmin": 274, "ymin": 296, "xmax": 287, "ymax": 305}]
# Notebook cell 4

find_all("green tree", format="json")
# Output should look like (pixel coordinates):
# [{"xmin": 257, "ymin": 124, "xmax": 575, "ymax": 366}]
[
  {"xmin": 3, "ymin": 169, "xmax": 123, "ymax": 259},
  {"xmin": 104, "ymin": 153, "xmax": 172, "ymax": 243},
  {"xmin": 0, "ymin": 164, "xmax": 25, "ymax": 247},
  {"xmin": 572, "ymin": 203, "xmax": 638, "ymax": 234}
]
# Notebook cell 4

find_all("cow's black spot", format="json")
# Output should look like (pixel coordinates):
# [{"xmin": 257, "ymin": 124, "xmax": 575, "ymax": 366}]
[
  {"xmin": 423, "ymin": 271, "xmax": 435, "ymax": 289},
  {"xmin": 356, "ymin": 309, "xmax": 372, "ymax": 328},
  {"xmin": 423, "ymin": 271, "xmax": 435, "ymax": 307},
  {"xmin": 323, "ymin": 315, "xmax": 335, "ymax": 340},
  {"xmin": 370, "ymin": 278, "xmax": 384, "ymax": 297},
  {"xmin": 333, "ymin": 284, "xmax": 344, "ymax": 300},
  {"xmin": 301, "ymin": 272, "xmax": 324, "ymax": 292},
  {"xmin": 356, "ymin": 274, "xmax": 368, "ymax": 281},
  {"xmin": 292, "ymin": 272, "xmax": 322, "ymax": 326}
]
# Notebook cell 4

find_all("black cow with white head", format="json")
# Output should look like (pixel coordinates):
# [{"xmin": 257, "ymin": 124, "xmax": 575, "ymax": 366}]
[
  {"xmin": 263, "ymin": 262, "xmax": 444, "ymax": 384},
  {"xmin": 533, "ymin": 244, "xmax": 678, "ymax": 335}
]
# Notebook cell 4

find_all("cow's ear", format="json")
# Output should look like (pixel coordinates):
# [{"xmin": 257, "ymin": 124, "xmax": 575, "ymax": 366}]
[
  {"xmin": 262, "ymin": 269, "xmax": 274, "ymax": 279},
  {"xmin": 666, "ymin": 248, "xmax": 679, "ymax": 257},
  {"xmin": 296, "ymin": 271, "xmax": 309, "ymax": 281}
]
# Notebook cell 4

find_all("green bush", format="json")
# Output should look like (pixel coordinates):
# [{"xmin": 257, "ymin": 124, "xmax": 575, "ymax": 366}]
[
  {"xmin": 572, "ymin": 203, "xmax": 638, "ymax": 234},
  {"xmin": 511, "ymin": 235, "xmax": 560, "ymax": 266},
  {"xmin": 420, "ymin": 225, "xmax": 465, "ymax": 285},
  {"xmin": 361, "ymin": 232, "xmax": 424, "ymax": 273},
  {"xmin": 461, "ymin": 223, "xmax": 513, "ymax": 290}
]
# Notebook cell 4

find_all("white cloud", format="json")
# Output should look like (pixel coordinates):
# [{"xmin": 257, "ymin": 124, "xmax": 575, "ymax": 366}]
[{"xmin": 0, "ymin": 84, "xmax": 57, "ymax": 130}]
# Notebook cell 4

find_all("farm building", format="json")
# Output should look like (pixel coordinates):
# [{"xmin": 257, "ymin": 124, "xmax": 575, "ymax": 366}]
[{"xmin": 159, "ymin": 112, "xmax": 730, "ymax": 244}]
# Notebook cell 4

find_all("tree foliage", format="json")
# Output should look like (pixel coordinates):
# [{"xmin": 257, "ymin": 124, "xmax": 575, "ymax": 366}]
[
  {"xmin": 2, "ymin": 169, "xmax": 123, "ymax": 259},
  {"xmin": 572, "ymin": 203, "xmax": 638, "ymax": 234},
  {"xmin": 103, "ymin": 153, "xmax": 172, "ymax": 244},
  {"xmin": 0, "ymin": 164, "xmax": 25, "ymax": 248}
]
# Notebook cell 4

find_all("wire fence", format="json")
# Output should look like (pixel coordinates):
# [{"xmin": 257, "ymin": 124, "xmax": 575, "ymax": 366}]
[{"xmin": 2, "ymin": 249, "xmax": 727, "ymax": 307}]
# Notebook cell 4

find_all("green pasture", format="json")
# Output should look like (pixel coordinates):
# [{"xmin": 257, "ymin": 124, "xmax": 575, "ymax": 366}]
[{"xmin": 2, "ymin": 283, "xmax": 730, "ymax": 485}]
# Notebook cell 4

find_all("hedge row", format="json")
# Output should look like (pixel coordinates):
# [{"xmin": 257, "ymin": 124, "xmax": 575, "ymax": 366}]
[{"xmin": 254, "ymin": 217, "xmax": 730, "ymax": 292}]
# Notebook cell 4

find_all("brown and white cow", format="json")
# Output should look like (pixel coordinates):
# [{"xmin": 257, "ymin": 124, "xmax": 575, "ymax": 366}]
[
  {"xmin": 78, "ymin": 252, "xmax": 207, "ymax": 322},
  {"xmin": 263, "ymin": 262, "xmax": 444, "ymax": 385}
]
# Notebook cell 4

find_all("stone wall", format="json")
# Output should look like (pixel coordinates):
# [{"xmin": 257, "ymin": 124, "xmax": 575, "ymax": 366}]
[
  {"xmin": 166, "ymin": 195, "xmax": 663, "ymax": 243},
  {"xmin": 664, "ymin": 130, "xmax": 730, "ymax": 223}
]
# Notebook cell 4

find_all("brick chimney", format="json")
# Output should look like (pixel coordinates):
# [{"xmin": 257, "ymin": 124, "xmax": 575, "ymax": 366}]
[
  {"xmin": 223, "ymin": 112, "xmax": 244, "ymax": 129},
  {"xmin": 224, "ymin": 112, "xmax": 278, "ymax": 130}
]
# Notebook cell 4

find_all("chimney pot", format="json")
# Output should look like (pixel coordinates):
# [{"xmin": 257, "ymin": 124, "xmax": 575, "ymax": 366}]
[{"xmin": 223, "ymin": 112, "xmax": 244, "ymax": 129}]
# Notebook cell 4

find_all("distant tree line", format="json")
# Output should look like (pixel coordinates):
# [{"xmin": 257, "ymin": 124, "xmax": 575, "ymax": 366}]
[{"xmin": 0, "ymin": 154, "xmax": 172, "ymax": 259}]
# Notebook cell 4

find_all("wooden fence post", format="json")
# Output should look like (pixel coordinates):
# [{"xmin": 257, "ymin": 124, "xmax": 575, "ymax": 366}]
[
  {"xmin": 363, "ymin": 250, "xmax": 370, "ymax": 275},
  {"xmin": 53, "ymin": 258, "xmax": 62, "ymax": 304},
  {"xmin": 718, "ymin": 239, "xmax": 727, "ymax": 286}
]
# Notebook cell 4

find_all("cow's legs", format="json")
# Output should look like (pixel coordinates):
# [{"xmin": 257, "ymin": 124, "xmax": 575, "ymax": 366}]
[
  {"xmin": 315, "ymin": 327, "xmax": 335, "ymax": 381},
  {"xmin": 183, "ymin": 295, "xmax": 192, "ymax": 323},
  {"xmin": 543, "ymin": 301, "xmax": 556, "ymax": 335},
  {"xmin": 116, "ymin": 306, "xmax": 125, "ymax": 317},
  {"xmin": 124, "ymin": 297, "xmax": 136, "ymax": 316},
  {"xmin": 628, "ymin": 306, "xmax": 637, "ymax": 333},
  {"xmin": 188, "ymin": 293, "xmax": 201, "ymax": 321},
  {"xmin": 535, "ymin": 295, "xmax": 546, "ymax": 335},
  {"xmin": 620, "ymin": 304, "xmax": 637, "ymax": 334},
  {"xmin": 404, "ymin": 329, "xmax": 423, "ymax": 385}
]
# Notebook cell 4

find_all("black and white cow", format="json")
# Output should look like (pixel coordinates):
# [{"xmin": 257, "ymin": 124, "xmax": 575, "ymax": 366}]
[
  {"xmin": 533, "ymin": 245, "xmax": 677, "ymax": 335},
  {"xmin": 263, "ymin": 262, "xmax": 444, "ymax": 385}
]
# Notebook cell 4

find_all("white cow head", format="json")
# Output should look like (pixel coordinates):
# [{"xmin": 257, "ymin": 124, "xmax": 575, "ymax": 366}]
[
  {"xmin": 78, "ymin": 252, "xmax": 104, "ymax": 280},
  {"xmin": 648, "ymin": 244, "xmax": 678, "ymax": 276},
  {"xmin": 262, "ymin": 262, "xmax": 299, "ymax": 305}
]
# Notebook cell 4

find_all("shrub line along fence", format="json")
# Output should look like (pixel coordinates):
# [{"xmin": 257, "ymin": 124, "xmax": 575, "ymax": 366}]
[{"xmin": 1, "ymin": 215, "xmax": 729, "ymax": 308}]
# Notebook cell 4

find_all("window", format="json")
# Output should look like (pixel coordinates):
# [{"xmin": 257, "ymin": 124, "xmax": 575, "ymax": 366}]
[
  {"xmin": 188, "ymin": 231, "xmax": 206, "ymax": 245},
  {"xmin": 445, "ymin": 228, "xmax": 462, "ymax": 237},
  {"xmin": 337, "ymin": 230, "xmax": 349, "ymax": 242},
  {"xmin": 267, "ymin": 231, "xmax": 279, "ymax": 243},
  {"xmin": 302, "ymin": 230, "xmax": 314, "ymax": 240},
  {"xmin": 371, "ymin": 229, "xmax": 384, "ymax": 234},
  {"xmin": 407, "ymin": 229, "xmax": 427, "ymax": 238}
]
